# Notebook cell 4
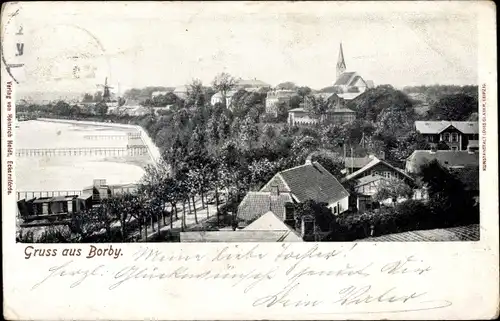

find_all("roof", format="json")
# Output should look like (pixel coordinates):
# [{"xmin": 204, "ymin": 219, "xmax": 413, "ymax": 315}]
[
  {"xmin": 344, "ymin": 156, "xmax": 412, "ymax": 182},
  {"xmin": 406, "ymin": 150, "xmax": 479, "ymax": 173},
  {"xmin": 180, "ymin": 230, "xmax": 303, "ymax": 242},
  {"xmin": 344, "ymin": 156, "xmax": 374, "ymax": 169},
  {"xmin": 244, "ymin": 211, "xmax": 303, "ymax": 241},
  {"xmin": 467, "ymin": 140, "xmax": 479, "ymax": 148},
  {"xmin": 237, "ymin": 192, "xmax": 293, "ymax": 223},
  {"xmin": 289, "ymin": 107, "xmax": 306, "ymax": 113},
  {"xmin": 357, "ymin": 224, "xmax": 479, "ymax": 242},
  {"xmin": 312, "ymin": 92, "xmax": 336, "ymax": 100},
  {"xmin": 261, "ymin": 161, "xmax": 349, "ymax": 205},
  {"xmin": 355, "ymin": 174, "xmax": 387, "ymax": 187},
  {"xmin": 414, "ymin": 121, "xmax": 479, "ymax": 134},
  {"xmin": 334, "ymin": 72, "xmax": 357, "ymax": 86},
  {"xmin": 337, "ymin": 92, "xmax": 364, "ymax": 100},
  {"xmin": 245, "ymin": 211, "xmax": 293, "ymax": 230},
  {"xmin": 174, "ymin": 85, "xmax": 188, "ymax": 93},
  {"xmin": 328, "ymin": 107, "xmax": 356, "ymax": 114}
]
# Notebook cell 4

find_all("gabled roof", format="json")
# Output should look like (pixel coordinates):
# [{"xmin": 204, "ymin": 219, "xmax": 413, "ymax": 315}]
[
  {"xmin": 355, "ymin": 174, "xmax": 387, "ymax": 187},
  {"xmin": 244, "ymin": 211, "xmax": 303, "ymax": 241},
  {"xmin": 406, "ymin": 150, "xmax": 479, "ymax": 173},
  {"xmin": 415, "ymin": 121, "xmax": 479, "ymax": 134},
  {"xmin": 237, "ymin": 191, "xmax": 293, "ymax": 224},
  {"xmin": 343, "ymin": 157, "xmax": 412, "ymax": 182},
  {"xmin": 337, "ymin": 92, "xmax": 364, "ymax": 100},
  {"xmin": 334, "ymin": 72, "xmax": 357, "ymax": 86},
  {"xmin": 344, "ymin": 156, "xmax": 374, "ymax": 169},
  {"xmin": 261, "ymin": 162, "xmax": 349, "ymax": 205}
]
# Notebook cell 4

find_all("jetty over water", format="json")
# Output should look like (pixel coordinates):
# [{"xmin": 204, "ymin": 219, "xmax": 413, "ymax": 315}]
[
  {"xmin": 84, "ymin": 132, "xmax": 142, "ymax": 140},
  {"xmin": 16, "ymin": 146, "xmax": 148, "ymax": 157}
]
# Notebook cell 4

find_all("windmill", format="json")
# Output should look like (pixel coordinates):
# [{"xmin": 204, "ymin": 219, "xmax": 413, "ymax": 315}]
[{"xmin": 96, "ymin": 77, "xmax": 114, "ymax": 102}]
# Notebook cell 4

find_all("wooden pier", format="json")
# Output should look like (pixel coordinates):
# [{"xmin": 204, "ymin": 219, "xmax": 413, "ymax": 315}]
[
  {"xmin": 83, "ymin": 132, "xmax": 141, "ymax": 140},
  {"xmin": 15, "ymin": 146, "xmax": 148, "ymax": 157}
]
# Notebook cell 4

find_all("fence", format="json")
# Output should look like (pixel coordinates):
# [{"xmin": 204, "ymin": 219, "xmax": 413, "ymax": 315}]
[{"xmin": 17, "ymin": 190, "xmax": 83, "ymax": 201}]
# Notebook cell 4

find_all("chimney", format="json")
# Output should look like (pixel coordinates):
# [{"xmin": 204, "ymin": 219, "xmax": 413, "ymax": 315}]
[{"xmin": 305, "ymin": 152, "xmax": 314, "ymax": 165}]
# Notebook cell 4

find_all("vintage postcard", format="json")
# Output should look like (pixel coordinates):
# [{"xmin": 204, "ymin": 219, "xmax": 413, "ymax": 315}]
[{"xmin": 2, "ymin": 1, "xmax": 498, "ymax": 320}]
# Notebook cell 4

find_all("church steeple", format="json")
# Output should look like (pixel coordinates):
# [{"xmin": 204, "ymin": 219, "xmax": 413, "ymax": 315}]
[{"xmin": 336, "ymin": 42, "xmax": 346, "ymax": 79}]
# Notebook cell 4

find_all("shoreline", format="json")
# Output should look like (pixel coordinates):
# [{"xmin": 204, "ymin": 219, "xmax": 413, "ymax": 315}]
[{"xmin": 37, "ymin": 118, "xmax": 162, "ymax": 164}]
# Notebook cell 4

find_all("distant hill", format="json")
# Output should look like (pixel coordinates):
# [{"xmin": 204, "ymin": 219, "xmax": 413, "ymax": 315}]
[{"xmin": 16, "ymin": 91, "xmax": 85, "ymax": 104}]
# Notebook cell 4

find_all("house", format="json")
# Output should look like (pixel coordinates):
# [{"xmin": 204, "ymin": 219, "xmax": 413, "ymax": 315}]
[
  {"xmin": 414, "ymin": 121, "xmax": 479, "ymax": 151},
  {"xmin": 81, "ymin": 179, "xmax": 139, "ymax": 202},
  {"xmin": 210, "ymin": 90, "xmax": 238, "ymax": 108},
  {"xmin": 332, "ymin": 43, "xmax": 374, "ymax": 99},
  {"xmin": 343, "ymin": 156, "xmax": 414, "ymax": 210},
  {"xmin": 260, "ymin": 160, "xmax": 350, "ymax": 215},
  {"xmin": 151, "ymin": 91, "xmax": 171, "ymax": 98},
  {"xmin": 288, "ymin": 97, "xmax": 356, "ymax": 126},
  {"xmin": 265, "ymin": 89, "xmax": 296, "ymax": 116},
  {"xmin": 405, "ymin": 150, "xmax": 479, "ymax": 174}
]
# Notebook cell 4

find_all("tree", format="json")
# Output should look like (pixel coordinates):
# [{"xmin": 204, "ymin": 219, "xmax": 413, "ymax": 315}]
[
  {"xmin": 93, "ymin": 91, "xmax": 103, "ymax": 103},
  {"xmin": 239, "ymin": 114, "xmax": 259, "ymax": 150},
  {"xmin": 82, "ymin": 93, "xmax": 94, "ymax": 103},
  {"xmin": 427, "ymin": 93, "xmax": 477, "ymax": 121},
  {"xmin": 186, "ymin": 79, "xmax": 205, "ymax": 108},
  {"xmin": 304, "ymin": 95, "xmax": 330, "ymax": 119},
  {"xmin": 292, "ymin": 200, "xmax": 339, "ymax": 241},
  {"xmin": 418, "ymin": 160, "xmax": 469, "ymax": 226},
  {"xmin": 276, "ymin": 81, "xmax": 297, "ymax": 90},
  {"xmin": 297, "ymin": 86, "xmax": 312, "ymax": 98},
  {"xmin": 55, "ymin": 100, "xmax": 71, "ymax": 116},
  {"xmin": 212, "ymin": 72, "xmax": 237, "ymax": 107},
  {"xmin": 373, "ymin": 179, "xmax": 413, "ymax": 205},
  {"xmin": 94, "ymin": 102, "xmax": 108, "ymax": 117}
]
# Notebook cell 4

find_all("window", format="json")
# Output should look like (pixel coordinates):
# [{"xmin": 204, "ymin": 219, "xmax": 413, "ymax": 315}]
[
  {"xmin": 443, "ymin": 133, "xmax": 451, "ymax": 142},
  {"xmin": 451, "ymin": 133, "xmax": 458, "ymax": 142}
]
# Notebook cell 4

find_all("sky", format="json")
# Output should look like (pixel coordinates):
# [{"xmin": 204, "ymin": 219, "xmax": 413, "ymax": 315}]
[{"xmin": 4, "ymin": 1, "xmax": 480, "ymax": 94}]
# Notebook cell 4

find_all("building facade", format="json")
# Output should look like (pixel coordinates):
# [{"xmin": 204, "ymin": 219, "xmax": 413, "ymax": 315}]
[
  {"xmin": 265, "ymin": 89, "xmax": 296, "ymax": 116},
  {"xmin": 415, "ymin": 121, "xmax": 479, "ymax": 151}
]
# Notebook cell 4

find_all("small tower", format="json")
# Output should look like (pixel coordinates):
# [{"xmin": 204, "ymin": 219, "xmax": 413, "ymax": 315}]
[{"xmin": 336, "ymin": 43, "xmax": 346, "ymax": 79}]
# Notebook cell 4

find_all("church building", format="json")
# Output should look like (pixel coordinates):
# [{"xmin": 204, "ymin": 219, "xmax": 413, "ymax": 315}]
[{"xmin": 333, "ymin": 43, "xmax": 374, "ymax": 100}]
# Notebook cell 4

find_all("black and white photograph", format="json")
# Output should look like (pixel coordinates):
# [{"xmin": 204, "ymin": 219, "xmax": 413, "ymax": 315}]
[
  {"xmin": 10, "ymin": 2, "xmax": 481, "ymax": 244},
  {"xmin": 3, "ymin": 2, "xmax": 498, "ymax": 321}
]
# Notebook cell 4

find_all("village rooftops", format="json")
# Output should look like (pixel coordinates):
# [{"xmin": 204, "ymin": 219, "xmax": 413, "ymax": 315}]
[
  {"xmin": 405, "ymin": 150, "xmax": 479, "ymax": 173},
  {"xmin": 260, "ymin": 161, "xmax": 349, "ymax": 205},
  {"xmin": 414, "ymin": 121, "xmax": 479, "ymax": 134}
]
